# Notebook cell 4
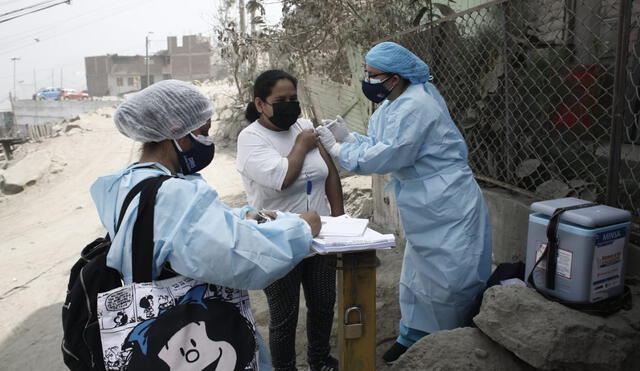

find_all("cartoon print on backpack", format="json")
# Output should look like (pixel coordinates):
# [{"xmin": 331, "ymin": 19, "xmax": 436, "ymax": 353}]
[
  {"xmin": 100, "ymin": 287, "xmax": 136, "ymax": 330},
  {"xmin": 114, "ymin": 311, "xmax": 129, "ymax": 327},
  {"xmin": 158, "ymin": 294, "xmax": 174, "ymax": 311},
  {"xmin": 124, "ymin": 285, "xmax": 256, "ymax": 370},
  {"xmin": 138, "ymin": 295, "xmax": 156, "ymax": 320},
  {"xmin": 104, "ymin": 346, "xmax": 120, "ymax": 370},
  {"xmin": 104, "ymin": 346, "xmax": 129, "ymax": 371}
]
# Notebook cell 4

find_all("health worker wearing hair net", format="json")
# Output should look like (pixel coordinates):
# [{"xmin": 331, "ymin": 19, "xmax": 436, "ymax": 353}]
[
  {"xmin": 91, "ymin": 80, "xmax": 321, "ymax": 370},
  {"xmin": 317, "ymin": 42, "xmax": 492, "ymax": 364}
]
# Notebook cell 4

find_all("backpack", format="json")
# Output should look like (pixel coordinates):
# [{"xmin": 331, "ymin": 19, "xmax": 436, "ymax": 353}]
[
  {"xmin": 61, "ymin": 175, "xmax": 172, "ymax": 370},
  {"xmin": 62, "ymin": 174, "xmax": 260, "ymax": 370}
]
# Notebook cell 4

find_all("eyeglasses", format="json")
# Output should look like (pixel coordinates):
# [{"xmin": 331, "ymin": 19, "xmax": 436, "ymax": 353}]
[{"xmin": 364, "ymin": 71, "xmax": 390, "ymax": 83}]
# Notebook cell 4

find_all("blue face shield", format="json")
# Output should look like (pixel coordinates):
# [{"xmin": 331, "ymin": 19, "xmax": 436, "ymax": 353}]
[
  {"xmin": 361, "ymin": 75, "xmax": 396, "ymax": 103},
  {"xmin": 172, "ymin": 133, "xmax": 215, "ymax": 175}
]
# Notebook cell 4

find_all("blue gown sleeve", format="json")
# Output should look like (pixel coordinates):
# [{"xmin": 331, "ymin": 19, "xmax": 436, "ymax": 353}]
[
  {"xmin": 154, "ymin": 178, "xmax": 312, "ymax": 290},
  {"xmin": 339, "ymin": 106, "xmax": 433, "ymax": 175},
  {"xmin": 231, "ymin": 205, "xmax": 256, "ymax": 219}
]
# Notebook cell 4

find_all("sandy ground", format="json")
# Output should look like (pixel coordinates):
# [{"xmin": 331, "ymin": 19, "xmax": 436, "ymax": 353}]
[
  {"xmin": 0, "ymin": 111, "xmax": 137, "ymax": 370},
  {"xmin": 0, "ymin": 95, "xmax": 403, "ymax": 370}
]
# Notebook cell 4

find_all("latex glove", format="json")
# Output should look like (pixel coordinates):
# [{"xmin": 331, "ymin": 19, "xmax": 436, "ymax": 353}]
[
  {"xmin": 324, "ymin": 115, "xmax": 355, "ymax": 143},
  {"xmin": 316, "ymin": 125, "xmax": 342, "ymax": 157}
]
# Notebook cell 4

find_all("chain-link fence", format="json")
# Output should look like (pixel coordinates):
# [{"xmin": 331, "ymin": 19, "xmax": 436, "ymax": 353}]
[
  {"xmin": 377, "ymin": 0, "xmax": 640, "ymax": 232},
  {"xmin": 621, "ymin": 2, "xmax": 640, "ymax": 232}
]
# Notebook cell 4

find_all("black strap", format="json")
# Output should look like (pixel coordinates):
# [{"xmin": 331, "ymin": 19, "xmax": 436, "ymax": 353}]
[
  {"xmin": 543, "ymin": 202, "xmax": 597, "ymax": 290},
  {"xmin": 113, "ymin": 165, "xmax": 164, "ymax": 236},
  {"xmin": 115, "ymin": 178, "xmax": 158, "ymax": 235},
  {"xmin": 131, "ymin": 175, "xmax": 172, "ymax": 283}
]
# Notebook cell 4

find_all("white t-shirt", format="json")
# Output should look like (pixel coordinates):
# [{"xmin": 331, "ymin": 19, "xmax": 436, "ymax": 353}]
[{"xmin": 236, "ymin": 118, "xmax": 332, "ymax": 216}]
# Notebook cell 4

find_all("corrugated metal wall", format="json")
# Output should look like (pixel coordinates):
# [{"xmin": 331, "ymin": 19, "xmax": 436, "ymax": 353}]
[
  {"xmin": 298, "ymin": 44, "xmax": 371, "ymax": 134},
  {"xmin": 299, "ymin": 76, "xmax": 370, "ymax": 134}
]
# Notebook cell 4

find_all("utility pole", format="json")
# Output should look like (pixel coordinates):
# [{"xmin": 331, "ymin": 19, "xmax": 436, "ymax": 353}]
[
  {"xmin": 11, "ymin": 57, "xmax": 20, "ymax": 100},
  {"xmin": 145, "ymin": 31, "xmax": 153, "ymax": 88},
  {"xmin": 239, "ymin": 0, "xmax": 246, "ymax": 34},
  {"xmin": 34, "ymin": 68, "xmax": 39, "ymax": 121},
  {"xmin": 60, "ymin": 67, "xmax": 63, "ymax": 88}
]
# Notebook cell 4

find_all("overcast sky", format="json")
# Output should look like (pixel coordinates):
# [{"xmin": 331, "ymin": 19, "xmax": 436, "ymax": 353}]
[{"xmin": 0, "ymin": 0, "xmax": 282, "ymax": 110}]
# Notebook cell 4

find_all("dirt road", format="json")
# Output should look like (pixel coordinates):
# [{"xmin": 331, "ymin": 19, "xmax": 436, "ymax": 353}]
[{"xmin": 0, "ymin": 111, "xmax": 250, "ymax": 370}]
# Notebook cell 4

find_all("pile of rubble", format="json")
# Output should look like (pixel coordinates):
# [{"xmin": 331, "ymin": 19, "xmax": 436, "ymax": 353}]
[
  {"xmin": 213, "ymin": 104, "xmax": 249, "ymax": 146},
  {"xmin": 395, "ymin": 283, "xmax": 640, "ymax": 371},
  {"xmin": 0, "ymin": 109, "xmax": 113, "ymax": 195}
]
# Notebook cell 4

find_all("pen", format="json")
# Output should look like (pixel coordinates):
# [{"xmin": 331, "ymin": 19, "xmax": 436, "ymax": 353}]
[
  {"xmin": 256, "ymin": 211, "xmax": 273, "ymax": 224},
  {"xmin": 306, "ymin": 172, "xmax": 312, "ymax": 211}
]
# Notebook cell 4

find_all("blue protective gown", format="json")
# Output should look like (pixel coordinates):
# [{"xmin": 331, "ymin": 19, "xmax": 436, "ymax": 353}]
[
  {"xmin": 91, "ymin": 162, "xmax": 314, "ymax": 370},
  {"xmin": 339, "ymin": 83, "xmax": 492, "ymax": 333},
  {"xmin": 90, "ymin": 162, "xmax": 312, "ymax": 288}
]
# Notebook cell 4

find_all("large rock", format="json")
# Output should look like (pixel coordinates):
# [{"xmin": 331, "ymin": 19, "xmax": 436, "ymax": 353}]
[
  {"xmin": 1, "ymin": 151, "xmax": 51, "ymax": 194},
  {"xmin": 394, "ymin": 327, "xmax": 534, "ymax": 371},
  {"xmin": 342, "ymin": 175, "xmax": 373, "ymax": 219},
  {"xmin": 474, "ymin": 285, "xmax": 640, "ymax": 371}
]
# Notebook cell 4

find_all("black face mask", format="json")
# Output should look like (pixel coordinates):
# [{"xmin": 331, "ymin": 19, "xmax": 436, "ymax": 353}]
[
  {"xmin": 265, "ymin": 101, "xmax": 301, "ymax": 130},
  {"xmin": 361, "ymin": 76, "xmax": 395, "ymax": 103}
]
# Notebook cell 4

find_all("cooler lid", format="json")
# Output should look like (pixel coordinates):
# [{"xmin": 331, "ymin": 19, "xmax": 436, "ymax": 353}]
[{"xmin": 530, "ymin": 197, "xmax": 632, "ymax": 228}]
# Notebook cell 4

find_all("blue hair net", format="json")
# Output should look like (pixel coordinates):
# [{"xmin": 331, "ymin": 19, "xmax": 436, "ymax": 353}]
[
  {"xmin": 365, "ymin": 42, "xmax": 430, "ymax": 84},
  {"xmin": 114, "ymin": 80, "xmax": 213, "ymax": 142}
]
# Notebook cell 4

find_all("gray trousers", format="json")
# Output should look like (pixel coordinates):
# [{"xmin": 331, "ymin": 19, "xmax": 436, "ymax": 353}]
[{"xmin": 264, "ymin": 254, "xmax": 336, "ymax": 371}]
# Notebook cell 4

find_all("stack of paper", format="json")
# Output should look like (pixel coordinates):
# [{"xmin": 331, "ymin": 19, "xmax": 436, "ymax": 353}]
[
  {"xmin": 312, "ymin": 215, "xmax": 396, "ymax": 254},
  {"xmin": 318, "ymin": 215, "xmax": 369, "ymax": 238}
]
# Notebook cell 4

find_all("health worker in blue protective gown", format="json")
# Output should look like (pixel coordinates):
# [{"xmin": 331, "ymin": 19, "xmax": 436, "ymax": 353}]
[
  {"xmin": 317, "ymin": 42, "xmax": 492, "ymax": 364},
  {"xmin": 91, "ymin": 80, "xmax": 321, "ymax": 370}
]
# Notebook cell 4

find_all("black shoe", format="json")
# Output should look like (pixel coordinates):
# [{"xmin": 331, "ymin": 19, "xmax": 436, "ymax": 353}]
[
  {"xmin": 382, "ymin": 341, "xmax": 408, "ymax": 365},
  {"xmin": 308, "ymin": 355, "xmax": 338, "ymax": 371}
]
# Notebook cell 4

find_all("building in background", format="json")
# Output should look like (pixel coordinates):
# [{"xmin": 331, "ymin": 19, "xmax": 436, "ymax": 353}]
[
  {"xmin": 167, "ymin": 35, "xmax": 213, "ymax": 82},
  {"xmin": 84, "ymin": 34, "xmax": 212, "ymax": 96}
]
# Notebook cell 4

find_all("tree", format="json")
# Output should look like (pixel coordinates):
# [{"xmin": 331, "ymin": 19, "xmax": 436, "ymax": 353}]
[{"xmin": 215, "ymin": 0, "xmax": 459, "ymax": 101}]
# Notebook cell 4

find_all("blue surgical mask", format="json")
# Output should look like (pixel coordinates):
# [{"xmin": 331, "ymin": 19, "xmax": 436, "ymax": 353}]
[{"xmin": 172, "ymin": 133, "xmax": 215, "ymax": 174}]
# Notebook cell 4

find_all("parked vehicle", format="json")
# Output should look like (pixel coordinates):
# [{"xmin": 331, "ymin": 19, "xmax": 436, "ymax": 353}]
[
  {"xmin": 33, "ymin": 87, "xmax": 62, "ymax": 100},
  {"xmin": 60, "ymin": 88, "xmax": 90, "ymax": 100}
]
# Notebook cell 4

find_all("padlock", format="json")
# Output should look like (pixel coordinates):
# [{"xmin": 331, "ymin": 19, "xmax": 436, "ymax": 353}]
[{"xmin": 344, "ymin": 306, "xmax": 363, "ymax": 339}]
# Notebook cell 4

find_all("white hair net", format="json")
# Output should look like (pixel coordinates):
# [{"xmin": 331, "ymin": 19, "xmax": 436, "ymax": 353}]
[{"xmin": 114, "ymin": 80, "xmax": 214, "ymax": 142}]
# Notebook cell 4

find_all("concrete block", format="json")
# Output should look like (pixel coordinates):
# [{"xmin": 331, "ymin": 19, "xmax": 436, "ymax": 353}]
[
  {"xmin": 626, "ymin": 243, "xmax": 640, "ymax": 279},
  {"xmin": 482, "ymin": 187, "xmax": 535, "ymax": 263},
  {"xmin": 13, "ymin": 99, "xmax": 122, "ymax": 126},
  {"xmin": 371, "ymin": 174, "xmax": 404, "ymax": 237}
]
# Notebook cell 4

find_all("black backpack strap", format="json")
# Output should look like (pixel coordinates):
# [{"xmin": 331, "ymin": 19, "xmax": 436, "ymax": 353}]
[
  {"xmin": 115, "ymin": 178, "xmax": 156, "ymax": 235},
  {"xmin": 131, "ymin": 175, "xmax": 172, "ymax": 283},
  {"xmin": 114, "ymin": 167, "xmax": 165, "ymax": 235}
]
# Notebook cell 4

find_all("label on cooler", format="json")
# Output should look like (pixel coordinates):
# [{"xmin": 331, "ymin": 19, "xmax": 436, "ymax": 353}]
[
  {"xmin": 535, "ymin": 243, "xmax": 573, "ymax": 279},
  {"xmin": 591, "ymin": 228, "xmax": 626, "ymax": 302}
]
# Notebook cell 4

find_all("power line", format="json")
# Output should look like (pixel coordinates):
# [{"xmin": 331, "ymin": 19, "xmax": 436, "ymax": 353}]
[
  {"xmin": 0, "ymin": 0, "xmax": 29, "ymax": 7},
  {"xmin": 0, "ymin": 0, "xmax": 132, "ymax": 46},
  {"xmin": 0, "ymin": 0, "xmax": 59, "ymax": 18},
  {"xmin": 0, "ymin": 0, "xmax": 70, "ymax": 24},
  {"xmin": 0, "ymin": 0, "xmax": 154, "ymax": 55}
]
